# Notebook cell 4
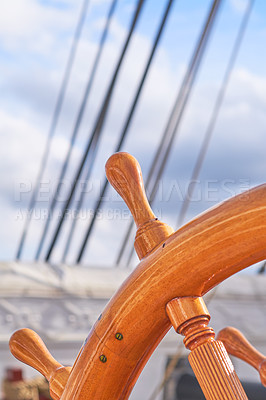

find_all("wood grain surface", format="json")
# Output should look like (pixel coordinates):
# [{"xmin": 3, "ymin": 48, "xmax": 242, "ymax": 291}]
[
  {"xmin": 9, "ymin": 328, "xmax": 71, "ymax": 400},
  {"xmin": 218, "ymin": 326, "xmax": 266, "ymax": 387},
  {"xmin": 59, "ymin": 153, "xmax": 266, "ymax": 399},
  {"xmin": 9, "ymin": 153, "xmax": 266, "ymax": 399}
]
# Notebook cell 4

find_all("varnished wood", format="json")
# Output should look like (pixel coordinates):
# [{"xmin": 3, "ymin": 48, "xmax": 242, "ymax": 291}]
[
  {"xmin": 10, "ymin": 153, "xmax": 266, "ymax": 399},
  {"xmin": 105, "ymin": 152, "xmax": 155, "ymax": 228},
  {"xmin": 166, "ymin": 296, "xmax": 210, "ymax": 334},
  {"xmin": 189, "ymin": 341, "xmax": 248, "ymax": 399},
  {"xmin": 166, "ymin": 297, "xmax": 214, "ymax": 351},
  {"xmin": 167, "ymin": 297, "xmax": 247, "ymax": 399},
  {"xmin": 9, "ymin": 329, "xmax": 71, "ymax": 400},
  {"xmin": 106, "ymin": 152, "xmax": 173, "ymax": 258},
  {"xmin": 217, "ymin": 326, "xmax": 266, "ymax": 386},
  {"xmin": 60, "ymin": 183, "xmax": 266, "ymax": 399}
]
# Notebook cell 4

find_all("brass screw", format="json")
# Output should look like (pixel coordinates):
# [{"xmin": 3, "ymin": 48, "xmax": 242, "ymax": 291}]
[
  {"xmin": 115, "ymin": 332, "xmax": 123, "ymax": 341},
  {"xmin": 99, "ymin": 354, "xmax": 107, "ymax": 363}
]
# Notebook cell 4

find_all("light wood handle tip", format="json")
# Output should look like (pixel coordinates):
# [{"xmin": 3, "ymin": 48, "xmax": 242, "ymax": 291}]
[
  {"xmin": 217, "ymin": 326, "xmax": 266, "ymax": 387},
  {"xmin": 105, "ymin": 152, "xmax": 155, "ymax": 227},
  {"xmin": 9, "ymin": 328, "xmax": 71, "ymax": 400},
  {"xmin": 9, "ymin": 328, "xmax": 60, "ymax": 379}
]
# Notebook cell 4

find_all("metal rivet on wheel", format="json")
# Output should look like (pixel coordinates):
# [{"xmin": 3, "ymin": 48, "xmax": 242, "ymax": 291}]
[
  {"xmin": 115, "ymin": 332, "xmax": 123, "ymax": 341},
  {"xmin": 99, "ymin": 354, "xmax": 107, "ymax": 363}
]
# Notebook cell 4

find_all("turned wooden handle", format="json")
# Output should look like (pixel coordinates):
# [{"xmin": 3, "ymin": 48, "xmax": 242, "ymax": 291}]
[
  {"xmin": 105, "ymin": 152, "xmax": 173, "ymax": 259},
  {"xmin": 167, "ymin": 297, "xmax": 247, "ymax": 399},
  {"xmin": 189, "ymin": 340, "xmax": 248, "ymax": 399},
  {"xmin": 105, "ymin": 152, "xmax": 155, "ymax": 228},
  {"xmin": 9, "ymin": 329, "xmax": 71, "ymax": 400},
  {"xmin": 217, "ymin": 327, "xmax": 266, "ymax": 387},
  {"xmin": 11, "ymin": 152, "xmax": 266, "ymax": 400}
]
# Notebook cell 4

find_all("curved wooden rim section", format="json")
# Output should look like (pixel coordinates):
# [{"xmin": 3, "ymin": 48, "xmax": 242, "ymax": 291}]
[{"xmin": 61, "ymin": 185, "xmax": 266, "ymax": 399}]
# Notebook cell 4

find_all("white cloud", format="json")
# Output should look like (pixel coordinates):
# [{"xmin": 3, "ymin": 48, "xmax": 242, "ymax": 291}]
[
  {"xmin": 229, "ymin": 0, "xmax": 249, "ymax": 14},
  {"xmin": 0, "ymin": 1, "xmax": 265, "ymax": 266},
  {"xmin": 0, "ymin": 109, "xmax": 45, "ymax": 184},
  {"xmin": 0, "ymin": 0, "xmax": 79, "ymax": 54}
]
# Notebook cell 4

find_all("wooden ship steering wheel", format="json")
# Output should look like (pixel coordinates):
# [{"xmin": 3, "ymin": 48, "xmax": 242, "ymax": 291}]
[{"xmin": 9, "ymin": 152, "xmax": 266, "ymax": 399}]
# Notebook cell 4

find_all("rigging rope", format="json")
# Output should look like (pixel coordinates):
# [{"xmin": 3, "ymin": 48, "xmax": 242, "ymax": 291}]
[
  {"xmin": 75, "ymin": 0, "xmax": 175, "ymax": 264},
  {"xmin": 45, "ymin": 0, "xmax": 145, "ymax": 262},
  {"xmin": 117, "ymin": 0, "xmax": 222, "ymax": 267},
  {"xmin": 35, "ymin": 0, "xmax": 118, "ymax": 260},
  {"xmin": 15, "ymin": 0, "xmax": 90, "ymax": 260},
  {"xmin": 177, "ymin": 0, "xmax": 254, "ymax": 227}
]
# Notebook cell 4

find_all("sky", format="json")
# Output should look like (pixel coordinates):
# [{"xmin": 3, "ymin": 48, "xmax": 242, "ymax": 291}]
[{"xmin": 0, "ymin": 0, "xmax": 266, "ymax": 270}]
